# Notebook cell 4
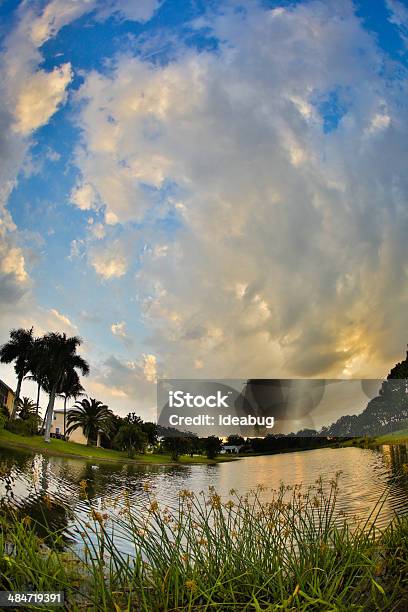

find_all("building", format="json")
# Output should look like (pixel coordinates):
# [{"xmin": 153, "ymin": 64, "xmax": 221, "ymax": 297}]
[
  {"xmin": 220, "ymin": 444, "xmax": 244, "ymax": 454},
  {"xmin": 0, "ymin": 378, "xmax": 16, "ymax": 416},
  {"xmin": 50, "ymin": 408, "xmax": 87, "ymax": 445}
]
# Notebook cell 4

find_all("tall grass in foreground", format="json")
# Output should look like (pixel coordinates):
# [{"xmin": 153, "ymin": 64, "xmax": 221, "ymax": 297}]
[{"xmin": 1, "ymin": 474, "xmax": 408, "ymax": 611}]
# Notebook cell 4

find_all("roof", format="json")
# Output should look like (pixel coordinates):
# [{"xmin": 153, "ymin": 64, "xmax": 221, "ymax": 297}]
[
  {"xmin": 222, "ymin": 444, "xmax": 244, "ymax": 450},
  {"xmin": 53, "ymin": 408, "xmax": 75, "ymax": 414}
]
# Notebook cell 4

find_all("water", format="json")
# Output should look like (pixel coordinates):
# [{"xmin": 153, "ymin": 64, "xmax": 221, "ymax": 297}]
[{"xmin": 1, "ymin": 444, "xmax": 408, "ymax": 552}]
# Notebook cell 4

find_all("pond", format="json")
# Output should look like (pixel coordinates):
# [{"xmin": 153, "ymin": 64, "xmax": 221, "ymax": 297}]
[{"xmin": 1, "ymin": 444, "xmax": 408, "ymax": 553}]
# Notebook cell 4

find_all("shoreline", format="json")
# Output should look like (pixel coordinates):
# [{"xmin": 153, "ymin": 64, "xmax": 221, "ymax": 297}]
[
  {"xmin": 1, "ymin": 429, "xmax": 407, "ymax": 467},
  {"xmin": 339, "ymin": 430, "xmax": 408, "ymax": 448},
  {"xmin": 0, "ymin": 431, "xmax": 238, "ymax": 466}
]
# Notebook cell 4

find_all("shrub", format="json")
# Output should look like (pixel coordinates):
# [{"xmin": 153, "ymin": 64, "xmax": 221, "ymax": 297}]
[
  {"xmin": 161, "ymin": 436, "xmax": 189, "ymax": 461},
  {"xmin": 202, "ymin": 435, "xmax": 223, "ymax": 458},
  {"xmin": 5, "ymin": 415, "xmax": 40, "ymax": 436},
  {"xmin": 0, "ymin": 405, "xmax": 9, "ymax": 429},
  {"xmin": 113, "ymin": 423, "xmax": 148, "ymax": 457}
]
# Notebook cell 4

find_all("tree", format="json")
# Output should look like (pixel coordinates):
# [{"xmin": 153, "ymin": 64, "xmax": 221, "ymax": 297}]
[
  {"xmin": 125, "ymin": 413, "xmax": 143, "ymax": 426},
  {"xmin": 100, "ymin": 413, "xmax": 124, "ymax": 448},
  {"xmin": 66, "ymin": 398, "xmax": 112, "ymax": 446},
  {"xmin": 0, "ymin": 328, "xmax": 35, "ymax": 418},
  {"xmin": 183, "ymin": 435, "xmax": 201, "ymax": 457},
  {"xmin": 226, "ymin": 435, "xmax": 245, "ymax": 446},
  {"xmin": 40, "ymin": 333, "xmax": 90, "ymax": 442},
  {"xmin": 122, "ymin": 414, "xmax": 158, "ymax": 448},
  {"xmin": 27, "ymin": 335, "xmax": 50, "ymax": 418},
  {"xmin": 57, "ymin": 369, "xmax": 85, "ymax": 438},
  {"xmin": 203, "ymin": 436, "xmax": 222, "ymax": 459},
  {"xmin": 141, "ymin": 421, "xmax": 158, "ymax": 446},
  {"xmin": 387, "ymin": 346, "xmax": 408, "ymax": 381},
  {"xmin": 162, "ymin": 436, "xmax": 189, "ymax": 461},
  {"xmin": 15, "ymin": 397, "xmax": 36, "ymax": 420},
  {"xmin": 113, "ymin": 424, "xmax": 148, "ymax": 457}
]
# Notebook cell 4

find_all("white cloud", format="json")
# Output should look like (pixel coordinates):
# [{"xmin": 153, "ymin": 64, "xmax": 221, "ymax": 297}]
[
  {"xmin": 386, "ymin": 0, "xmax": 408, "ymax": 47},
  {"xmin": 143, "ymin": 353, "xmax": 157, "ymax": 382},
  {"xmin": 95, "ymin": 0, "xmax": 161, "ymax": 24},
  {"xmin": 13, "ymin": 64, "xmax": 72, "ymax": 135},
  {"xmin": 71, "ymin": 183, "xmax": 98, "ymax": 211},
  {"xmin": 26, "ymin": 0, "xmax": 161, "ymax": 48},
  {"xmin": 89, "ymin": 222, "xmax": 106, "ymax": 240},
  {"xmin": 48, "ymin": 308, "xmax": 78, "ymax": 331},
  {"xmin": 387, "ymin": 0, "xmax": 408, "ymax": 28},
  {"xmin": 90, "ymin": 242, "xmax": 128, "ymax": 279},
  {"xmin": 87, "ymin": 355, "xmax": 158, "ymax": 419},
  {"xmin": 1, "ymin": 245, "xmax": 28, "ymax": 284},
  {"xmin": 111, "ymin": 321, "xmax": 127, "ymax": 338},
  {"xmin": 366, "ymin": 112, "xmax": 391, "ymax": 135}
]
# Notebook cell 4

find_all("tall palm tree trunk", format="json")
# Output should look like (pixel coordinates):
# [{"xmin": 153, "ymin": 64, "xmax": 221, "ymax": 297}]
[
  {"xmin": 44, "ymin": 387, "xmax": 57, "ymax": 443},
  {"xmin": 36, "ymin": 383, "xmax": 41, "ymax": 418},
  {"xmin": 63, "ymin": 396, "xmax": 67, "ymax": 439},
  {"xmin": 11, "ymin": 375, "xmax": 23, "ymax": 419}
]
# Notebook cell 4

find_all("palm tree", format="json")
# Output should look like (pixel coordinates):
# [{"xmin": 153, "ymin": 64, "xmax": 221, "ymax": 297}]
[
  {"xmin": 15, "ymin": 396, "xmax": 36, "ymax": 420},
  {"xmin": 0, "ymin": 328, "xmax": 35, "ymax": 418},
  {"xmin": 57, "ymin": 369, "xmax": 86, "ymax": 438},
  {"xmin": 66, "ymin": 398, "xmax": 113, "ymax": 446},
  {"xmin": 27, "ymin": 336, "xmax": 50, "ymax": 418},
  {"xmin": 40, "ymin": 333, "xmax": 90, "ymax": 443}
]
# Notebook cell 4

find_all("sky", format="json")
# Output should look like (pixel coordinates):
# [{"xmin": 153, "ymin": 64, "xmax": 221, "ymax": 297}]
[{"xmin": 1, "ymin": 0, "xmax": 408, "ymax": 422}]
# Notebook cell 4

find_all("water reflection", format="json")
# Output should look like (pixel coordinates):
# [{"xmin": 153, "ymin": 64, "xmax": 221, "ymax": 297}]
[{"xmin": 1, "ymin": 445, "xmax": 408, "ymax": 552}]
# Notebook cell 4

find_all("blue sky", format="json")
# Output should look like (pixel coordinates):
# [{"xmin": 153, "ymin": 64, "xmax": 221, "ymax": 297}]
[{"xmin": 1, "ymin": 0, "xmax": 408, "ymax": 420}]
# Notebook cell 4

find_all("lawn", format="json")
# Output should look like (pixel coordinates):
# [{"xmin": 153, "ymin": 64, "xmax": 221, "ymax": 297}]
[
  {"xmin": 373, "ymin": 428, "xmax": 408, "ymax": 445},
  {"xmin": 0, "ymin": 429, "xmax": 236, "ymax": 465},
  {"xmin": 339, "ymin": 429, "xmax": 408, "ymax": 448}
]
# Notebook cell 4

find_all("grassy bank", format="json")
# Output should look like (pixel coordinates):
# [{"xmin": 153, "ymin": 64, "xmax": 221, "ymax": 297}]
[
  {"xmin": 1, "ymin": 476, "xmax": 407, "ymax": 610},
  {"xmin": 340, "ymin": 428, "xmax": 408, "ymax": 449},
  {"xmin": 374, "ymin": 428, "xmax": 408, "ymax": 445},
  {"xmin": 0, "ymin": 430, "xmax": 236, "ymax": 465}
]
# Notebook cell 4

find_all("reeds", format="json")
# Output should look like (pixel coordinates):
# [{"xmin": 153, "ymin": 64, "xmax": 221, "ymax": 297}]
[{"xmin": 1, "ymin": 473, "xmax": 407, "ymax": 610}]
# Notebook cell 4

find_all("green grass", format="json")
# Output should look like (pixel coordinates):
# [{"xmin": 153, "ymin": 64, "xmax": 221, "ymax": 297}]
[
  {"xmin": 1, "ymin": 474, "xmax": 407, "ymax": 611},
  {"xmin": 0, "ymin": 429, "xmax": 235, "ymax": 465},
  {"xmin": 374, "ymin": 428, "xmax": 408, "ymax": 445},
  {"xmin": 339, "ymin": 429, "xmax": 408, "ymax": 449}
]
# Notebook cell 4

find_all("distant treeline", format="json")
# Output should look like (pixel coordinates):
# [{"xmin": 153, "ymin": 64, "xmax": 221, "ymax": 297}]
[
  {"xmin": 320, "ymin": 353, "xmax": 408, "ymax": 438},
  {"xmin": 248, "ymin": 434, "xmax": 333, "ymax": 453}
]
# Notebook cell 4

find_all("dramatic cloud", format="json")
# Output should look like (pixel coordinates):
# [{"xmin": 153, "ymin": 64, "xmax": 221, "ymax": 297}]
[
  {"xmin": 2, "ymin": 0, "xmax": 408, "ymax": 419},
  {"xmin": 71, "ymin": 0, "xmax": 408, "ymax": 383}
]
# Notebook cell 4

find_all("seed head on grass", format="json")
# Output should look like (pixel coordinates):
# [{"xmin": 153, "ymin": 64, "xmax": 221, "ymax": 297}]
[
  {"xmin": 185, "ymin": 579, "xmax": 198, "ymax": 592},
  {"xmin": 43, "ymin": 494, "xmax": 53, "ymax": 509}
]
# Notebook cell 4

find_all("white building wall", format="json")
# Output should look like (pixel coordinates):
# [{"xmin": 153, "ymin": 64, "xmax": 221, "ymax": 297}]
[{"xmin": 50, "ymin": 409, "xmax": 88, "ymax": 445}]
